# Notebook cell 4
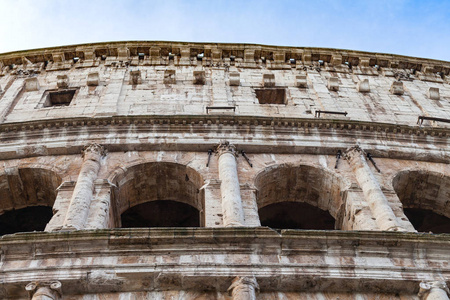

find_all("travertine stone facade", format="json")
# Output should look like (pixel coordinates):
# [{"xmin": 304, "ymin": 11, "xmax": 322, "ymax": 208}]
[{"xmin": 0, "ymin": 41, "xmax": 449, "ymax": 299}]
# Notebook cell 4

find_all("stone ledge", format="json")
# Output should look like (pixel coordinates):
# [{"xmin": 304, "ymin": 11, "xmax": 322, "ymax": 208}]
[
  {"xmin": 0, "ymin": 228, "xmax": 449, "ymax": 297},
  {"xmin": 0, "ymin": 41, "xmax": 448, "ymax": 79}
]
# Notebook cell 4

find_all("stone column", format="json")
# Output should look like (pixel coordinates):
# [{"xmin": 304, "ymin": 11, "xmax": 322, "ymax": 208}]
[
  {"xmin": 25, "ymin": 281, "xmax": 62, "ymax": 300},
  {"xmin": 216, "ymin": 141, "xmax": 245, "ymax": 226},
  {"xmin": 63, "ymin": 144, "xmax": 105, "ymax": 230},
  {"xmin": 419, "ymin": 281, "xmax": 450, "ymax": 300},
  {"xmin": 344, "ymin": 146, "xmax": 405, "ymax": 231},
  {"xmin": 85, "ymin": 179, "xmax": 115, "ymax": 229},
  {"xmin": 228, "ymin": 276, "xmax": 259, "ymax": 300}
]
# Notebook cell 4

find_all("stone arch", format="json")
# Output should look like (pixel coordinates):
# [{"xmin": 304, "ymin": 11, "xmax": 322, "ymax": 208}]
[
  {"xmin": 0, "ymin": 167, "xmax": 62, "ymax": 235},
  {"xmin": 254, "ymin": 163, "xmax": 348, "ymax": 230},
  {"xmin": 393, "ymin": 169, "xmax": 450, "ymax": 233},
  {"xmin": 110, "ymin": 162, "xmax": 205, "ymax": 228}
]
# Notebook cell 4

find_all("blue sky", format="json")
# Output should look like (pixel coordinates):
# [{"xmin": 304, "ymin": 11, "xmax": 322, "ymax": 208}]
[{"xmin": 0, "ymin": 0, "xmax": 449, "ymax": 61}]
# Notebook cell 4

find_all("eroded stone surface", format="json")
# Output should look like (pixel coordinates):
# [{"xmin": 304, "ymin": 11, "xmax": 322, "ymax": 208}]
[{"xmin": 0, "ymin": 41, "xmax": 449, "ymax": 299}]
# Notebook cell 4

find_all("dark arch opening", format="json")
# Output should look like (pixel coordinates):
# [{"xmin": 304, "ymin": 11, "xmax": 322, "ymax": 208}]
[
  {"xmin": 259, "ymin": 202, "xmax": 335, "ymax": 230},
  {"xmin": 255, "ymin": 164, "xmax": 345, "ymax": 230},
  {"xmin": 0, "ymin": 167, "xmax": 62, "ymax": 235},
  {"xmin": 112, "ymin": 162, "xmax": 205, "ymax": 228},
  {"xmin": 0, "ymin": 206, "xmax": 53, "ymax": 236},
  {"xmin": 393, "ymin": 170, "xmax": 450, "ymax": 233},
  {"xmin": 121, "ymin": 200, "xmax": 200, "ymax": 228},
  {"xmin": 403, "ymin": 208, "xmax": 450, "ymax": 234}
]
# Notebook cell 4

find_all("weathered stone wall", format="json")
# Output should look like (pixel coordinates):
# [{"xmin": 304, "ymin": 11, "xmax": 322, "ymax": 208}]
[{"xmin": 0, "ymin": 42, "xmax": 449, "ymax": 299}]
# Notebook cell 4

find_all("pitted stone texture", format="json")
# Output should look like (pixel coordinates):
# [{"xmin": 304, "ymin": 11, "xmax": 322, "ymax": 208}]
[
  {"xmin": 228, "ymin": 276, "xmax": 259, "ymax": 300},
  {"xmin": 419, "ymin": 281, "xmax": 450, "ymax": 300},
  {"xmin": 62, "ymin": 144, "xmax": 105, "ymax": 230},
  {"xmin": 216, "ymin": 141, "xmax": 245, "ymax": 227},
  {"xmin": 26, "ymin": 281, "xmax": 62, "ymax": 300},
  {"xmin": 345, "ymin": 146, "xmax": 408, "ymax": 232}
]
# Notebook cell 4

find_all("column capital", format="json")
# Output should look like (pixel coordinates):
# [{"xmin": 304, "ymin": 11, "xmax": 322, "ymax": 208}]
[
  {"xmin": 343, "ymin": 145, "xmax": 365, "ymax": 160},
  {"xmin": 82, "ymin": 143, "xmax": 106, "ymax": 159},
  {"xmin": 228, "ymin": 276, "xmax": 259, "ymax": 298},
  {"xmin": 215, "ymin": 141, "xmax": 237, "ymax": 157},
  {"xmin": 419, "ymin": 281, "xmax": 450, "ymax": 299},
  {"xmin": 26, "ymin": 280, "xmax": 62, "ymax": 300}
]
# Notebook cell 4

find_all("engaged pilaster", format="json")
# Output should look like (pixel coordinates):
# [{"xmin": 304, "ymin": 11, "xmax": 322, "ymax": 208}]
[
  {"xmin": 26, "ymin": 281, "xmax": 62, "ymax": 300},
  {"xmin": 63, "ymin": 143, "xmax": 105, "ymax": 230},
  {"xmin": 216, "ymin": 141, "xmax": 245, "ymax": 227},
  {"xmin": 419, "ymin": 281, "xmax": 450, "ymax": 300},
  {"xmin": 228, "ymin": 276, "xmax": 259, "ymax": 300},
  {"xmin": 344, "ymin": 146, "xmax": 406, "ymax": 231}
]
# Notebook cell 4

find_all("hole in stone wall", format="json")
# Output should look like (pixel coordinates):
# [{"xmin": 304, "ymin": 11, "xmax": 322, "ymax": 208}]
[
  {"xmin": 255, "ymin": 88, "xmax": 286, "ymax": 104},
  {"xmin": 403, "ymin": 208, "xmax": 450, "ymax": 234},
  {"xmin": 0, "ymin": 206, "xmax": 53, "ymax": 236},
  {"xmin": 121, "ymin": 200, "xmax": 200, "ymax": 228},
  {"xmin": 259, "ymin": 201, "xmax": 335, "ymax": 230},
  {"xmin": 44, "ymin": 89, "xmax": 76, "ymax": 107}
]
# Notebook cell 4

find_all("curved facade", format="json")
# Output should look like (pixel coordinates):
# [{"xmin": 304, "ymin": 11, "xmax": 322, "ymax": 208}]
[{"xmin": 0, "ymin": 41, "xmax": 449, "ymax": 299}]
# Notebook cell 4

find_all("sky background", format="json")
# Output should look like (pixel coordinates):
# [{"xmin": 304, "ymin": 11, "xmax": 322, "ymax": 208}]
[{"xmin": 0, "ymin": 0, "xmax": 449, "ymax": 61}]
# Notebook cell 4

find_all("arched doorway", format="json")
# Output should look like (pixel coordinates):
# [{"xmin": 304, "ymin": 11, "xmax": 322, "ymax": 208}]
[
  {"xmin": 0, "ymin": 167, "xmax": 62, "ymax": 235},
  {"xmin": 254, "ymin": 164, "xmax": 345, "ymax": 230},
  {"xmin": 393, "ymin": 170, "xmax": 450, "ymax": 233},
  {"xmin": 112, "ymin": 162, "xmax": 205, "ymax": 228}
]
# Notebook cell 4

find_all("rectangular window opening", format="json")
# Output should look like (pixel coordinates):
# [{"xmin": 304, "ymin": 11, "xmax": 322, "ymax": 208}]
[
  {"xmin": 255, "ymin": 88, "xmax": 286, "ymax": 104},
  {"xmin": 44, "ymin": 89, "xmax": 76, "ymax": 107}
]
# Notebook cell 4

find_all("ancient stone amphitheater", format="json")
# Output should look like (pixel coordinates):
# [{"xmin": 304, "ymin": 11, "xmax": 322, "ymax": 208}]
[{"xmin": 0, "ymin": 41, "xmax": 449, "ymax": 299}]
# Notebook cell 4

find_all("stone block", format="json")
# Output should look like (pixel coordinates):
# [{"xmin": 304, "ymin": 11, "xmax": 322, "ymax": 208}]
[
  {"xmin": 296, "ymin": 74, "xmax": 308, "ymax": 88},
  {"xmin": 422, "ymin": 64, "xmax": 435, "ymax": 74},
  {"xmin": 390, "ymin": 81, "xmax": 404, "ymax": 95},
  {"xmin": 359, "ymin": 57, "xmax": 370, "ymax": 67},
  {"xmin": 52, "ymin": 52, "xmax": 65, "ymax": 62},
  {"xmin": 24, "ymin": 77, "xmax": 40, "ymax": 91},
  {"xmin": 302, "ymin": 52, "xmax": 312, "ymax": 64},
  {"xmin": 193, "ymin": 71, "xmax": 205, "ymax": 85},
  {"xmin": 117, "ymin": 47, "xmax": 130, "ymax": 61},
  {"xmin": 229, "ymin": 72, "xmax": 240, "ymax": 86},
  {"xmin": 244, "ymin": 49, "xmax": 255, "ymax": 62},
  {"xmin": 327, "ymin": 77, "xmax": 339, "ymax": 91},
  {"xmin": 357, "ymin": 79, "xmax": 370, "ymax": 93},
  {"xmin": 428, "ymin": 87, "xmax": 440, "ymax": 100},
  {"xmin": 273, "ymin": 52, "xmax": 285, "ymax": 63},
  {"xmin": 330, "ymin": 55, "xmax": 343, "ymax": 66},
  {"xmin": 164, "ymin": 70, "xmax": 176, "ymax": 84},
  {"xmin": 87, "ymin": 72, "xmax": 100, "ymax": 86},
  {"xmin": 211, "ymin": 49, "xmax": 222, "ymax": 61},
  {"xmin": 83, "ymin": 50, "xmax": 95, "ymax": 61},
  {"xmin": 57, "ymin": 75, "xmax": 69, "ymax": 89},
  {"xmin": 129, "ymin": 70, "xmax": 142, "ymax": 85},
  {"xmin": 263, "ymin": 73, "xmax": 275, "ymax": 87}
]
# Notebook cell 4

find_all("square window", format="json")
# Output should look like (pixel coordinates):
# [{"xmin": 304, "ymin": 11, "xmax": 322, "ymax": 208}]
[
  {"xmin": 42, "ymin": 89, "xmax": 77, "ymax": 107},
  {"xmin": 255, "ymin": 88, "xmax": 286, "ymax": 104}
]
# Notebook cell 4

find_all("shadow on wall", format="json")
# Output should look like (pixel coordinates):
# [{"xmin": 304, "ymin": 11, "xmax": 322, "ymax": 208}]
[
  {"xmin": 0, "ymin": 168, "xmax": 62, "ymax": 235},
  {"xmin": 110, "ymin": 162, "xmax": 205, "ymax": 228},
  {"xmin": 393, "ymin": 170, "xmax": 450, "ymax": 233},
  {"xmin": 254, "ymin": 164, "xmax": 347, "ymax": 230}
]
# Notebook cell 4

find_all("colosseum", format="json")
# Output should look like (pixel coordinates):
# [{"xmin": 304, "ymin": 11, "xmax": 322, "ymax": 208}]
[{"xmin": 0, "ymin": 41, "xmax": 449, "ymax": 299}]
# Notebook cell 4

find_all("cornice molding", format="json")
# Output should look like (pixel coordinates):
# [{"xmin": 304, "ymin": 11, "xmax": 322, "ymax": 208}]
[
  {"xmin": 0, "ymin": 41, "xmax": 448, "ymax": 76},
  {"xmin": 0, "ymin": 228, "xmax": 449, "ymax": 297},
  {"xmin": 0, "ymin": 114, "xmax": 447, "ymax": 138}
]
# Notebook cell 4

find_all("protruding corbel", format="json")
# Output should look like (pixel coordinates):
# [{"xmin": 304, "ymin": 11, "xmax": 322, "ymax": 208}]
[
  {"xmin": 241, "ymin": 150, "xmax": 253, "ymax": 167},
  {"xmin": 367, "ymin": 153, "xmax": 381, "ymax": 173},
  {"xmin": 206, "ymin": 149, "xmax": 213, "ymax": 167}
]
